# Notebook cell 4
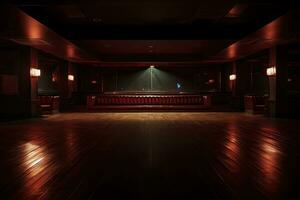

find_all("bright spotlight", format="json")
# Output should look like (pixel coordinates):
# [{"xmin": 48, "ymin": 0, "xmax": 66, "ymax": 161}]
[{"xmin": 150, "ymin": 65, "xmax": 155, "ymax": 68}]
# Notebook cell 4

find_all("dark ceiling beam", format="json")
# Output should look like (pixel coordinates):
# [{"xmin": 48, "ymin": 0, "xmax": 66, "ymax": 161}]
[
  {"xmin": 59, "ymin": 25, "xmax": 246, "ymax": 40},
  {"xmin": 73, "ymin": 39, "xmax": 235, "ymax": 63},
  {"xmin": 93, "ymin": 61, "xmax": 224, "ymax": 68},
  {"xmin": 0, "ymin": 5, "xmax": 100, "ymax": 63},
  {"xmin": 210, "ymin": 7, "xmax": 300, "ymax": 62},
  {"xmin": 96, "ymin": 54, "xmax": 205, "ymax": 62}
]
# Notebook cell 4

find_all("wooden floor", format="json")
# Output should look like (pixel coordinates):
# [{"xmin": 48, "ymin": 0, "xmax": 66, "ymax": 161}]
[{"xmin": 0, "ymin": 112, "xmax": 299, "ymax": 200}]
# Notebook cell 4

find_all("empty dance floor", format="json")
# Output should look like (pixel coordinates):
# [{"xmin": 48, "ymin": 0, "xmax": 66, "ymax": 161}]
[{"xmin": 0, "ymin": 112, "xmax": 299, "ymax": 199}]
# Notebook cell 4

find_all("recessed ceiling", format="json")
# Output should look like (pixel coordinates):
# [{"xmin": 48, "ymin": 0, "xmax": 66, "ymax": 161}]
[
  {"xmin": 16, "ymin": 1, "xmax": 290, "ymax": 40},
  {"xmin": 74, "ymin": 40, "xmax": 235, "ymax": 62},
  {"xmin": 3, "ymin": 1, "xmax": 294, "ymax": 65}
]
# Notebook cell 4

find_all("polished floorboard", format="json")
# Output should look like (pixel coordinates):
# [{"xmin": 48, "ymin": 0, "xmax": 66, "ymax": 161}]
[{"xmin": 0, "ymin": 112, "xmax": 299, "ymax": 200}]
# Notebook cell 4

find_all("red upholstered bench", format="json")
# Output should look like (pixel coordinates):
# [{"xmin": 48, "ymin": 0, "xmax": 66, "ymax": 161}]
[
  {"xmin": 39, "ymin": 96, "xmax": 60, "ymax": 114},
  {"xmin": 87, "ymin": 94, "xmax": 212, "ymax": 111},
  {"xmin": 244, "ymin": 95, "xmax": 266, "ymax": 114}
]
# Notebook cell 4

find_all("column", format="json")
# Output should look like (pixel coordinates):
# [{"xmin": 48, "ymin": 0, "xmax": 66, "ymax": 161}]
[
  {"xmin": 268, "ymin": 46, "xmax": 289, "ymax": 117},
  {"xmin": 58, "ymin": 61, "xmax": 69, "ymax": 111},
  {"xmin": 28, "ymin": 48, "xmax": 40, "ymax": 117}
]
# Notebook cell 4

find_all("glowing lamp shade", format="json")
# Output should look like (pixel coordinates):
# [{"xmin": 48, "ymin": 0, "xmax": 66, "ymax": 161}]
[
  {"xmin": 266, "ymin": 67, "xmax": 276, "ymax": 76},
  {"xmin": 30, "ymin": 68, "xmax": 41, "ymax": 77},
  {"xmin": 68, "ymin": 74, "xmax": 74, "ymax": 81},
  {"xmin": 229, "ymin": 74, "xmax": 236, "ymax": 81},
  {"xmin": 208, "ymin": 79, "xmax": 215, "ymax": 84}
]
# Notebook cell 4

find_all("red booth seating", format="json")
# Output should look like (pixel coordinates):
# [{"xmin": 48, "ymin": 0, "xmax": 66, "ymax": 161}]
[
  {"xmin": 87, "ymin": 94, "xmax": 212, "ymax": 111},
  {"xmin": 244, "ymin": 95, "xmax": 266, "ymax": 114},
  {"xmin": 39, "ymin": 96, "xmax": 60, "ymax": 114}
]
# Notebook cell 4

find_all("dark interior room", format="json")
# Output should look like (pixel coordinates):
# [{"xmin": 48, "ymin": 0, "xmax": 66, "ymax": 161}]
[{"xmin": 1, "ymin": 1, "xmax": 300, "ymax": 199}]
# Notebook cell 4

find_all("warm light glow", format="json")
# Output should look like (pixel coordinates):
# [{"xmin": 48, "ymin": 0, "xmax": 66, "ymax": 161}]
[
  {"xmin": 219, "ymin": 123, "xmax": 241, "ymax": 174},
  {"xmin": 150, "ymin": 65, "xmax": 155, "ymax": 68},
  {"xmin": 21, "ymin": 142, "xmax": 52, "ymax": 199},
  {"xmin": 25, "ymin": 20, "xmax": 42, "ymax": 39},
  {"xmin": 30, "ymin": 68, "xmax": 41, "ymax": 77},
  {"xmin": 91, "ymin": 80, "xmax": 97, "ymax": 84},
  {"xmin": 257, "ymin": 130, "xmax": 282, "ymax": 193},
  {"xmin": 229, "ymin": 74, "xmax": 236, "ymax": 81},
  {"xmin": 208, "ymin": 79, "xmax": 215, "ymax": 84},
  {"xmin": 67, "ymin": 45, "xmax": 75, "ymax": 58},
  {"xmin": 68, "ymin": 75, "xmax": 74, "ymax": 81},
  {"xmin": 267, "ymin": 67, "xmax": 276, "ymax": 76},
  {"xmin": 228, "ymin": 44, "xmax": 237, "ymax": 59},
  {"xmin": 52, "ymin": 74, "xmax": 57, "ymax": 82}
]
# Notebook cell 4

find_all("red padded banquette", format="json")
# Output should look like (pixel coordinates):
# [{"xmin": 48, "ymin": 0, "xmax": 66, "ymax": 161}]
[
  {"xmin": 244, "ymin": 95, "xmax": 266, "ymax": 114},
  {"xmin": 87, "ymin": 94, "xmax": 211, "ymax": 110},
  {"xmin": 39, "ymin": 96, "xmax": 60, "ymax": 114}
]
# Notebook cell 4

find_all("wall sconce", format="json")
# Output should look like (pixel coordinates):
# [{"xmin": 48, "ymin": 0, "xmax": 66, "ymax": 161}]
[
  {"xmin": 229, "ymin": 74, "xmax": 236, "ymax": 81},
  {"xmin": 266, "ymin": 66, "xmax": 276, "ymax": 76},
  {"xmin": 208, "ymin": 79, "xmax": 215, "ymax": 84},
  {"xmin": 52, "ymin": 74, "xmax": 57, "ymax": 82},
  {"xmin": 68, "ymin": 74, "xmax": 74, "ymax": 81},
  {"xmin": 30, "ymin": 68, "xmax": 41, "ymax": 77}
]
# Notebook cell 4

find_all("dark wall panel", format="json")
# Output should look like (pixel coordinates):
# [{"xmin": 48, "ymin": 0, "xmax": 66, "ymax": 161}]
[
  {"xmin": 0, "ymin": 45, "xmax": 31, "ymax": 119},
  {"xmin": 38, "ymin": 64, "xmax": 60, "ymax": 95}
]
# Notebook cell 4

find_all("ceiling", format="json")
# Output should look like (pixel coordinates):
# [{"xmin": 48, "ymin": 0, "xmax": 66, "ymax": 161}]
[
  {"xmin": 15, "ymin": 1, "xmax": 290, "ymax": 40},
  {"xmin": 3, "ymin": 1, "xmax": 296, "ymax": 66},
  {"xmin": 74, "ymin": 40, "xmax": 235, "ymax": 62}
]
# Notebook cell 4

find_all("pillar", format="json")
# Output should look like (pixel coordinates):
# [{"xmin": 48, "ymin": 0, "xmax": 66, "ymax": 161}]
[
  {"xmin": 58, "ymin": 61, "xmax": 69, "ymax": 111},
  {"xmin": 268, "ymin": 46, "xmax": 289, "ymax": 117},
  {"xmin": 231, "ymin": 61, "xmax": 237, "ymax": 96},
  {"xmin": 28, "ymin": 48, "xmax": 40, "ymax": 117}
]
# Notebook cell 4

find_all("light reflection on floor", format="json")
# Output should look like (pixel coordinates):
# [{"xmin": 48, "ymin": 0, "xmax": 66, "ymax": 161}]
[
  {"xmin": 21, "ymin": 142, "xmax": 50, "ymax": 199},
  {"xmin": 223, "ymin": 123, "xmax": 241, "ymax": 174},
  {"xmin": 256, "ymin": 129, "xmax": 282, "ymax": 196}
]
